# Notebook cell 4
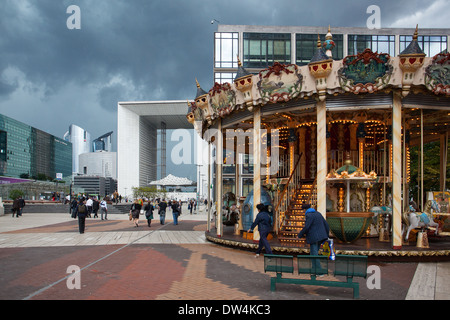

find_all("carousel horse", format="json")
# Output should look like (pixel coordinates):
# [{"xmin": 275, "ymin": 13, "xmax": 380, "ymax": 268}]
[
  {"xmin": 222, "ymin": 192, "xmax": 240, "ymax": 226},
  {"xmin": 370, "ymin": 206, "xmax": 392, "ymax": 233},
  {"xmin": 403, "ymin": 201, "xmax": 440, "ymax": 240}
]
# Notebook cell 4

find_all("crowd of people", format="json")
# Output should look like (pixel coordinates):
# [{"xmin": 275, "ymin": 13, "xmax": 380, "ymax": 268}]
[
  {"xmin": 70, "ymin": 196, "xmax": 108, "ymax": 233},
  {"xmin": 13, "ymin": 191, "xmax": 328, "ymax": 261},
  {"xmin": 129, "ymin": 198, "xmax": 192, "ymax": 227},
  {"xmin": 69, "ymin": 196, "xmax": 204, "ymax": 234}
]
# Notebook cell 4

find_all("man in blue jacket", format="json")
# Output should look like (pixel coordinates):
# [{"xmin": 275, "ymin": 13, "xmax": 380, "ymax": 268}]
[
  {"xmin": 298, "ymin": 206, "xmax": 330, "ymax": 256},
  {"xmin": 248, "ymin": 203, "xmax": 273, "ymax": 257}
]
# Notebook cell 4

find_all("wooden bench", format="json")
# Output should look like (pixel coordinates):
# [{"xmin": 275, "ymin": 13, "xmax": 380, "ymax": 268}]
[{"xmin": 264, "ymin": 254, "xmax": 368, "ymax": 299}]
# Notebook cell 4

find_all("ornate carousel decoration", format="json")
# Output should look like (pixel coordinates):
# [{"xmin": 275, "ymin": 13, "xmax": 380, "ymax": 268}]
[
  {"xmin": 322, "ymin": 25, "xmax": 336, "ymax": 58},
  {"xmin": 186, "ymin": 100, "xmax": 204, "ymax": 133},
  {"xmin": 194, "ymin": 79, "xmax": 212, "ymax": 125},
  {"xmin": 208, "ymin": 82, "xmax": 236, "ymax": 119},
  {"xmin": 257, "ymin": 62, "xmax": 303, "ymax": 104},
  {"xmin": 308, "ymin": 35, "xmax": 333, "ymax": 100},
  {"xmin": 398, "ymin": 25, "xmax": 426, "ymax": 97},
  {"xmin": 425, "ymin": 52, "xmax": 450, "ymax": 96},
  {"xmin": 234, "ymin": 56, "xmax": 255, "ymax": 110},
  {"xmin": 338, "ymin": 48, "xmax": 392, "ymax": 94}
]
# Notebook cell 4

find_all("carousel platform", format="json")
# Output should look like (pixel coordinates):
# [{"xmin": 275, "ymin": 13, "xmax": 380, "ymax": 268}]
[{"xmin": 206, "ymin": 225, "xmax": 450, "ymax": 262}]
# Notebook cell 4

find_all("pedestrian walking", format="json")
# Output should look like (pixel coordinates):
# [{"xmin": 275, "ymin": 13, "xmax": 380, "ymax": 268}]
[
  {"xmin": 130, "ymin": 199, "xmax": 141, "ymax": 227},
  {"xmin": 297, "ymin": 206, "xmax": 330, "ymax": 256},
  {"xmin": 12, "ymin": 197, "xmax": 20, "ymax": 218},
  {"xmin": 86, "ymin": 197, "xmax": 93, "ymax": 218},
  {"xmin": 74, "ymin": 199, "xmax": 88, "ymax": 234},
  {"xmin": 158, "ymin": 199, "xmax": 167, "ymax": 225},
  {"xmin": 100, "ymin": 197, "xmax": 108, "ymax": 220},
  {"xmin": 70, "ymin": 197, "xmax": 78, "ymax": 217},
  {"xmin": 189, "ymin": 200, "xmax": 194, "ymax": 214},
  {"xmin": 247, "ymin": 203, "xmax": 273, "ymax": 257},
  {"xmin": 92, "ymin": 197, "xmax": 100, "ymax": 218},
  {"xmin": 18, "ymin": 197, "xmax": 25, "ymax": 216},
  {"xmin": 171, "ymin": 200, "xmax": 180, "ymax": 225},
  {"xmin": 144, "ymin": 200, "xmax": 154, "ymax": 227}
]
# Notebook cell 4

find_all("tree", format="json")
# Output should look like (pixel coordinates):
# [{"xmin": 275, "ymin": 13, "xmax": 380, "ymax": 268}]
[
  {"xmin": 132, "ymin": 186, "xmax": 167, "ymax": 200},
  {"xmin": 410, "ymin": 141, "xmax": 450, "ymax": 203},
  {"xmin": 9, "ymin": 189, "xmax": 24, "ymax": 200}
]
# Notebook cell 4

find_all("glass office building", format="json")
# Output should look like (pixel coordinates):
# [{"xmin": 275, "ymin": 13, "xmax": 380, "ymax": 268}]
[{"xmin": 0, "ymin": 114, "xmax": 72, "ymax": 180}]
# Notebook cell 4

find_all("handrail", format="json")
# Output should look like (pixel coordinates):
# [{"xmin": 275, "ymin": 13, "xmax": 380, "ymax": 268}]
[
  {"xmin": 274, "ymin": 153, "xmax": 303, "ymax": 214},
  {"xmin": 307, "ymin": 176, "xmax": 318, "ymax": 208},
  {"xmin": 274, "ymin": 153, "xmax": 303, "ymax": 233}
]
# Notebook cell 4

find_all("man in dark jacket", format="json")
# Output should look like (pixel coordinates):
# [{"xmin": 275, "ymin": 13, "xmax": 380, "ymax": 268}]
[
  {"xmin": 248, "ymin": 203, "xmax": 273, "ymax": 257},
  {"xmin": 18, "ymin": 197, "xmax": 25, "ymax": 216},
  {"xmin": 12, "ymin": 197, "xmax": 21, "ymax": 218},
  {"xmin": 298, "ymin": 207, "xmax": 330, "ymax": 256},
  {"xmin": 74, "ymin": 199, "xmax": 88, "ymax": 234},
  {"xmin": 158, "ymin": 199, "xmax": 168, "ymax": 225}
]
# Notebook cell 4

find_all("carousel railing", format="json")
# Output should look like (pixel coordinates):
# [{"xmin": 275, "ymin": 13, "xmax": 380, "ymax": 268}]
[
  {"xmin": 276, "ymin": 154, "xmax": 291, "ymax": 178},
  {"xmin": 274, "ymin": 153, "xmax": 303, "ymax": 234},
  {"xmin": 307, "ymin": 176, "xmax": 318, "ymax": 209},
  {"xmin": 328, "ymin": 150, "xmax": 384, "ymax": 175}
]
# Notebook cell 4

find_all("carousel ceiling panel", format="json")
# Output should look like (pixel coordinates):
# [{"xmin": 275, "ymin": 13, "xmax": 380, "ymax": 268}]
[
  {"xmin": 402, "ymin": 94, "xmax": 450, "ymax": 109},
  {"xmin": 326, "ymin": 93, "xmax": 393, "ymax": 109}
]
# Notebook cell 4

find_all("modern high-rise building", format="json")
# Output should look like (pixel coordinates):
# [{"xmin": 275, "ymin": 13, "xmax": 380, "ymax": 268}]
[
  {"xmin": 64, "ymin": 124, "xmax": 91, "ymax": 175},
  {"xmin": 93, "ymin": 131, "xmax": 113, "ymax": 152},
  {"xmin": 79, "ymin": 151, "xmax": 117, "ymax": 180},
  {"xmin": 0, "ymin": 114, "xmax": 72, "ymax": 180},
  {"xmin": 117, "ymin": 101, "xmax": 190, "ymax": 197}
]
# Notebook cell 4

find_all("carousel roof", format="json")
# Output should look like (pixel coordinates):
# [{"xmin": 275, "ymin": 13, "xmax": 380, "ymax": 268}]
[
  {"xmin": 149, "ymin": 174, "xmax": 195, "ymax": 187},
  {"xmin": 186, "ymin": 26, "xmax": 450, "ymax": 143},
  {"xmin": 235, "ymin": 57, "xmax": 251, "ymax": 81},
  {"xmin": 310, "ymin": 35, "xmax": 332, "ymax": 63},
  {"xmin": 400, "ymin": 25, "xmax": 425, "ymax": 56}
]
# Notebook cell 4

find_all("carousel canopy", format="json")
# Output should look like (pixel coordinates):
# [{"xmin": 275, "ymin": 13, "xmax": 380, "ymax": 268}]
[
  {"xmin": 186, "ymin": 26, "xmax": 450, "ymax": 145},
  {"xmin": 149, "ymin": 174, "xmax": 195, "ymax": 187}
]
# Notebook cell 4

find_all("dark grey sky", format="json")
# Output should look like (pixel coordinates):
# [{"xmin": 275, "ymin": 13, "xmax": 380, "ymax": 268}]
[{"xmin": 0, "ymin": 0, "xmax": 448, "ymax": 179}]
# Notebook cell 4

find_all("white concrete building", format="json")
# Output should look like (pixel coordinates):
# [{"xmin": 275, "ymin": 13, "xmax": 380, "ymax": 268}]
[
  {"xmin": 117, "ymin": 101, "xmax": 192, "ymax": 198},
  {"xmin": 79, "ymin": 151, "xmax": 117, "ymax": 180}
]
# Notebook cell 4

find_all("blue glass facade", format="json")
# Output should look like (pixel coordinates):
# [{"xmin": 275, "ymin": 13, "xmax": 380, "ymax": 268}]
[{"xmin": 0, "ymin": 114, "xmax": 72, "ymax": 180}]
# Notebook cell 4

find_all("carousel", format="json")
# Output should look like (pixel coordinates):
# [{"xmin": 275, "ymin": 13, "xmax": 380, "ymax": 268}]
[{"xmin": 187, "ymin": 26, "xmax": 450, "ymax": 258}]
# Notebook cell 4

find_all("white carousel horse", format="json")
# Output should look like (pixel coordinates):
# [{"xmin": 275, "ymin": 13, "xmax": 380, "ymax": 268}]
[{"xmin": 404, "ymin": 201, "xmax": 440, "ymax": 240}]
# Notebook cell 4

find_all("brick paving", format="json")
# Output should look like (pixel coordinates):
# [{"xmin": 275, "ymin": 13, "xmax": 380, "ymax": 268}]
[{"xmin": 0, "ymin": 211, "xmax": 448, "ymax": 304}]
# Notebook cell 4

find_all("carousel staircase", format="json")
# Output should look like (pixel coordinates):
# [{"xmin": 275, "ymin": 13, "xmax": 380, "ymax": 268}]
[{"xmin": 278, "ymin": 181, "xmax": 316, "ymax": 246}]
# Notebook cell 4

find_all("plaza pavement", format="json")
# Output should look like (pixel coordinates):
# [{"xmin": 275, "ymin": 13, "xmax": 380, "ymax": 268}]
[{"xmin": 0, "ymin": 204, "xmax": 448, "ymax": 303}]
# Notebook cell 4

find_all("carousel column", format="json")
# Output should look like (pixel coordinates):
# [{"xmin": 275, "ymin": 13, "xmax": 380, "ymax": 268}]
[
  {"xmin": 253, "ymin": 106, "xmax": 262, "ymax": 241},
  {"xmin": 216, "ymin": 120, "xmax": 223, "ymax": 237},
  {"xmin": 392, "ymin": 93, "xmax": 403, "ymax": 249},
  {"xmin": 207, "ymin": 141, "xmax": 211, "ymax": 232},
  {"xmin": 317, "ymin": 100, "xmax": 327, "ymax": 217},
  {"xmin": 440, "ymin": 132, "xmax": 449, "ymax": 193},
  {"xmin": 299, "ymin": 127, "xmax": 306, "ymax": 179}
]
